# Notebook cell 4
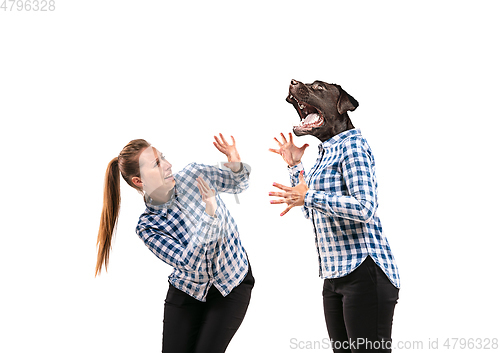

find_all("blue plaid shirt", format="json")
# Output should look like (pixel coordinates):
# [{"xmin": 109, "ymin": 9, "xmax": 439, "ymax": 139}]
[
  {"xmin": 136, "ymin": 162, "xmax": 250, "ymax": 301},
  {"xmin": 289, "ymin": 129, "xmax": 400, "ymax": 288}
]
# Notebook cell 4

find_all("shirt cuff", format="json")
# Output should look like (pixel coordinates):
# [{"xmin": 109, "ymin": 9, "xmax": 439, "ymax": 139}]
[
  {"xmin": 287, "ymin": 162, "xmax": 304, "ymax": 176},
  {"xmin": 231, "ymin": 162, "xmax": 244, "ymax": 173},
  {"xmin": 304, "ymin": 189, "xmax": 315, "ymax": 209},
  {"xmin": 200, "ymin": 211, "xmax": 219, "ymax": 227},
  {"xmin": 304, "ymin": 189, "xmax": 328, "ymax": 213},
  {"xmin": 198, "ymin": 212, "xmax": 220, "ymax": 243}
]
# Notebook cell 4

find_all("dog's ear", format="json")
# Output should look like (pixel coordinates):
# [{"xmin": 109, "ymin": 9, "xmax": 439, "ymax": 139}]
[{"xmin": 336, "ymin": 85, "xmax": 359, "ymax": 115}]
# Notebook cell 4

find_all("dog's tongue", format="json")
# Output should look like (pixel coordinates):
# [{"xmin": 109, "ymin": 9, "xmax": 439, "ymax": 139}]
[{"xmin": 303, "ymin": 113, "xmax": 320, "ymax": 124}]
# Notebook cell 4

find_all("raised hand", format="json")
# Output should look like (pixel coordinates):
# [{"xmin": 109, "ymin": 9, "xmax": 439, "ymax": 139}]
[
  {"xmin": 269, "ymin": 132, "xmax": 309, "ymax": 167},
  {"xmin": 213, "ymin": 133, "xmax": 242, "ymax": 172},
  {"xmin": 196, "ymin": 176, "xmax": 217, "ymax": 217},
  {"xmin": 269, "ymin": 171, "xmax": 309, "ymax": 216}
]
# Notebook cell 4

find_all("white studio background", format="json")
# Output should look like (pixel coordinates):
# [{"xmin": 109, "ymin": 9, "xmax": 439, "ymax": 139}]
[{"xmin": 1, "ymin": 1, "xmax": 499, "ymax": 352}]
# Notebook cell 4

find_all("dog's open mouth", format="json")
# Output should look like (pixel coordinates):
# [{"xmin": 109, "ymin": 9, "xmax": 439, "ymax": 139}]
[{"xmin": 287, "ymin": 94, "xmax": 324, "ymax": 130}]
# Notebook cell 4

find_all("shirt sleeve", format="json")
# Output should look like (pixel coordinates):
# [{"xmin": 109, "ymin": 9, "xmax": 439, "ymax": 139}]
[
  {"xmin": 288, "ymin": 162, "xmax": 311, "ymax": 220},
  {"xmin": 136, "ymin": 211, "xmax": 220, "ymax": 272},
  {"xmin": 196, "ymin": 163, "xmax": 250, "ymax": 194},
  {"xmin": 303, "ymin": 137, "xmax": 378, "ymax": 223}
]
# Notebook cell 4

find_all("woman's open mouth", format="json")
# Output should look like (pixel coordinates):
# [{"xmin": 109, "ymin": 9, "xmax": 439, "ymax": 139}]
[{"xmin": 164, "ymin": 171, "xmax": 174, "ymax": 181}]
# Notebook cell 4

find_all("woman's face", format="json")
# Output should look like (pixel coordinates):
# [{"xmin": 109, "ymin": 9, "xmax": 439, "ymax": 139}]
[{"xmin": 138, "ymin": 146, "xmax": 175, "ymax": 203}]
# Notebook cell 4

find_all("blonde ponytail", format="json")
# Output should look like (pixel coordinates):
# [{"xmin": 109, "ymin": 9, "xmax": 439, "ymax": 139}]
[{"xmin": 95, "ymin": 139, "xmax": 151, "ymax": 276}]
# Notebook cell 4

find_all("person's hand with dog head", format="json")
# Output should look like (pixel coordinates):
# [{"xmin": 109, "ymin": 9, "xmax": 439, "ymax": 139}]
[
  {"xmin": 269, "ymin": 170, "xmax": 308, "ymax": 217},
  {"xmin": 268, "ymin": 132, "xmax": 310, "ymax": 216},
  {"xmin": 269, "ymin": 132, "xmax": 309, "ymax": 167}
]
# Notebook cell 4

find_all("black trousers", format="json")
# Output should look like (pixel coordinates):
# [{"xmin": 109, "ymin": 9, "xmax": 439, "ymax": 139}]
[
  {"xmin": 323, "ymin": 256, "xmax": 399, "ymax": 353},
  {"xmin": 162, "ymin": 266, "xmax": 254, "ymax": 353}
]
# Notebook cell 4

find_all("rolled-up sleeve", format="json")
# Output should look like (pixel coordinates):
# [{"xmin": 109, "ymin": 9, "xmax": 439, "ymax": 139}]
[{"xmin": 197, "ymin": 163, "xmax": 250, "ymax": 194}]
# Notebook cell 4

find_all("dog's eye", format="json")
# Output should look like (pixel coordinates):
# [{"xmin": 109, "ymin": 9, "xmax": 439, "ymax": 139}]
[{"xmin": 313, "ymin": 84, "xmax": 324, "ymax": 90}]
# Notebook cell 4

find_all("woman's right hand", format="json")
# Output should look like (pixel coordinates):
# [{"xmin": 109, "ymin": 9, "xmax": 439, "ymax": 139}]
[
  {"xmin": 196, "ymin": 176, "xmax": 217, "ymax": 217},
  {"xmin": 269, "ymin": 132, "xmax": 309, "ymax": 167}
]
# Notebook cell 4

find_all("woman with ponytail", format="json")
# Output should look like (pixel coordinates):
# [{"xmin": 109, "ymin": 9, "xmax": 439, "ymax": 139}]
[{"xmin": 95, "ymin": 135, "xmax": 254, "ymax": 353}]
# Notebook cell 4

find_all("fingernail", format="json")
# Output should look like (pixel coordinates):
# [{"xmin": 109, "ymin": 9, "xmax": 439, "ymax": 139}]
[
  {"xmin": 280, "ymin": 213, "xmax": 284, "ymax": 217},
  {"xmin": 273, "ymin": 182, "xmax": 276, "ymax": 186},
  {"xmin": 268, "ymin": 192, "xmax": 272, "ymax": 196}
]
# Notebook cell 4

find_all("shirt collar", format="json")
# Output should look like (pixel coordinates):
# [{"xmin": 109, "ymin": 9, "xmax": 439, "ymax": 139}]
[
  {"xmin": 145, "ymin": 183, "xmax": 182, "ymax": 212},
  {"xmin": 320, "ymin": 128, "xmax": 361, "ymax": 150}
]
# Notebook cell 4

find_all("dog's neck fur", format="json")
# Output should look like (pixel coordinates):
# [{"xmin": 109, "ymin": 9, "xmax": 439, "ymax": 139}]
[{"xmin": 315, "ymin": 114, "xmax": 355, "ymax": 142}]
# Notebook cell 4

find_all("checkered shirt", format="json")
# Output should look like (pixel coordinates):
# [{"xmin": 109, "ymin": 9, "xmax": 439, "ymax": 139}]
[
  {"xmin": 136, "ymin": 162, "xmax": 250, "ymax": 301},
  {"xmin": 289, "ymin": 129, "xmax": 400, "ymax": 288}
]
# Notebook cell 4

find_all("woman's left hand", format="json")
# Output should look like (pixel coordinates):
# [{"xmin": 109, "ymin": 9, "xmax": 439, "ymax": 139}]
[
  {"xmin": 213, "ymin": 133, "xmax": 242, "ymax": 172},
  {"xmin": 269, "ymin": 171, "xmax": 309, "ymax": 216},
  {"xmin": 196, "ymin": 176, "xmax": 217, "ymax": 217}
]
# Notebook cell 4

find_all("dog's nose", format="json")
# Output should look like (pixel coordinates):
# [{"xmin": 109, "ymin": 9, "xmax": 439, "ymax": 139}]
[{"xmin": 291, "ymin": 79, "xmax": 299, "ymax": 86}]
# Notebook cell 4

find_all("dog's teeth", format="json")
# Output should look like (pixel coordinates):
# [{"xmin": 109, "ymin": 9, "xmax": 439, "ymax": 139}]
[{"xmin": 299, "ymin": 104, "xmax": 305, "ymax": 109}]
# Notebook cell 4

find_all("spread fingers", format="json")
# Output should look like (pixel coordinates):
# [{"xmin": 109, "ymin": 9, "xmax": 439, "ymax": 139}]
[
  {"xmin": 269, "ymin": 191, "xmax": 287, "ymax": 198},
  {"xmin": 272, "ymin": 182, "xmax": 291, "ymax": 191},
  {"xmin": 280, "ymin": 205, "xmax": 293, "ymax": 217}
]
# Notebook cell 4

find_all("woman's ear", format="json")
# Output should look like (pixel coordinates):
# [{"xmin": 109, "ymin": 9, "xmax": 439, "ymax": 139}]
[{"xmin": 131, "ymin": 176, "xmax": 143, "ymax": 188}]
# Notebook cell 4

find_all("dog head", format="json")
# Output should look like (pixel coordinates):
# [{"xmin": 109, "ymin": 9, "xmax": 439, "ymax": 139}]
[{"xmin": 286, "ymin": 79, "xmax": 359, "ymax": 141}]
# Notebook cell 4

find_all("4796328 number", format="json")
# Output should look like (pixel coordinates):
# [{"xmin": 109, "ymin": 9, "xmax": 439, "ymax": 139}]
[
  {"xmin": 443, "ymin": 338, "xmax": 498, "ymax": 350},
  {"xmin": 1, "ymin": 0, "xmax": 55, "ymax": 11}
]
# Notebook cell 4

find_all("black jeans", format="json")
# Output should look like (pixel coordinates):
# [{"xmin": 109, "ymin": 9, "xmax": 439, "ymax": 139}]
[
  {"xmin": 323, "ymin": 256, "xmax": 399, "ymax": 353},
  {"xmin": 162, "ymin": 265, "xmax": 254, "ymax": 353}
]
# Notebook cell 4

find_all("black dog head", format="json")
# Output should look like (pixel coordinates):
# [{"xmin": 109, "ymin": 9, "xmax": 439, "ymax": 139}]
[{"xmin": 286, "ymin": 79, "xmax": 359, "ymax": 142}]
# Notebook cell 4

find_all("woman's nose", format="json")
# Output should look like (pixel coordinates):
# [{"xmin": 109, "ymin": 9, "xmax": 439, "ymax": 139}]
[{"xmin": 162, "ymin": 160, "xmax": 172, "ymax": 170}]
